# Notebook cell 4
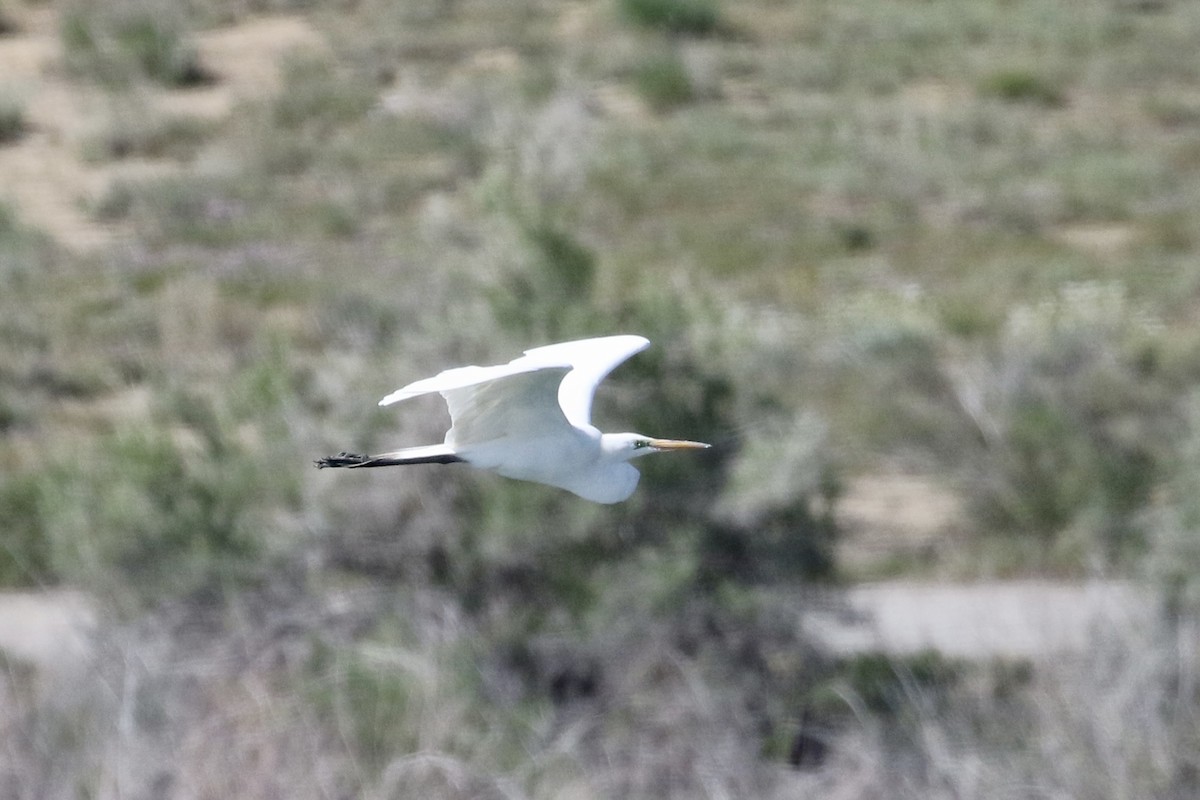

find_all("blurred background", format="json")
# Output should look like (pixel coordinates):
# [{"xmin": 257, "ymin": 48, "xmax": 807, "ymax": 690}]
[{"xmin": 1, "ymin": 0, "xmax": 1199, "ymax": 796}]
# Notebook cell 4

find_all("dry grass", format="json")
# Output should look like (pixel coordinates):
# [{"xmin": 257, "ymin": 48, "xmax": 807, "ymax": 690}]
[{"xmin": 3, "ymin": 585, "xmax": 1196, "ymax": 799}]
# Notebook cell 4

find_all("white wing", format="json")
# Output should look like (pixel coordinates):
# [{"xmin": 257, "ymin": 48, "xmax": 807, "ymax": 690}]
[
  {"xmin": 442, "ymin": 368, "xmax": 570, "ymax": 447},
  {"xmin": 520, "ymin": 335, "xmax": 649, "ymax": 428},
  {"xmin": 378, "ymin": 335, "xmax": 650, "ymax": 441}
]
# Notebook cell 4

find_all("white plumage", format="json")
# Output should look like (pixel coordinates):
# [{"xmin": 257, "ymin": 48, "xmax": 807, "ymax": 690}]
[{"xmin": 317, "ymin": 335, "xmax": 709, "ymax": 503}]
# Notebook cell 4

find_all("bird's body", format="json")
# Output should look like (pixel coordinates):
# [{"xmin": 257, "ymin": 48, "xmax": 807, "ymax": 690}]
[{"xmin": 316, "ymin": 335, "xmax": 708, "ymax": 503}]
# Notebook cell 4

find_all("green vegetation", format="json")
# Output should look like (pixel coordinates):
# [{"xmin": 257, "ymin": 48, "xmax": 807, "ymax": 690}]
[
  {"xmin": 980, "ymin": 68, "xmax": 1067, "ymax": 107},
  {"xmin": 632, "ymin": 50, "xmax": 696, "ymax": 111},
  {"xmin": 1, "ymin": 0, "xmax": 1200, "ymax": 797},
  {"xmin": 83, "ymin": 109, "xmax": 215, "ymax": 162},
  {"xmin": 619, "ymin": 0, "xmax": 721, "ymax": 36},
  {"xmin": 805, "ymin": 650, "xmax": 966, "ymax": 719},
  {"xmin": 0, "ymin": 97, "xmax": 24, "ymax": 144},
  {"xmin": 60, "ymin": 0, "xmax": 211, "ymax": 87},
  {"xmin": 0, "ymin": 472, "xmax": 53, "ymax": 585}
]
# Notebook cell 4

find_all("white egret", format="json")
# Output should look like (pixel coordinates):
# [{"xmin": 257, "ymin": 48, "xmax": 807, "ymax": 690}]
[{"xmin": 316, "ymin": 335, "xmax": 710, "ymax": 503}]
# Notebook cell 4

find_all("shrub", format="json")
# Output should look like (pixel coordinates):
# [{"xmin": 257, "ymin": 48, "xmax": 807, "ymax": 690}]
[
  {"xmin": 714, "ymin": 412, "xmax": 840, "ymax": 581},
  {"xmin": 619, "ymin": 0, "xmax": 721, "ymax": 36},
  {"xmin": 1144, "ymin": 392, "xmax": 1200, "ymax": 615},
  {"xmin": 112, "ymin": 13, "xmax": 209, "ymax": 85},
  {"xmin": 0, "ymin": 97, "xmax": 25, "ymax": 144},
  {"xmin": 810, "ymin": 651, "xmax": 964, "ymax": 717},
  {"xmin": 60, "ymin": 0, "xmax": 212, "ymax": 87},
  {"xmin": 633, "ymin": 51, "xmax": 696, "ymax": 112},
  {"xmin": 954, "ymin": 282, "xmax": 1172, "ymax": 562},
  {"xmin": 28, "ymin": 357, "xmax": 304, "ymax": 609},
  {"xmin": 981, "ymin": 68, "xmax": 1066, "ymax": 107},
  {"xmin": 37, "ymin": 425, "xmax": 262, "ymax": 606},
  {"xmin": 270, "ymin": 55, "xmax": 377, "ymax": 135},
  {"xmin": 0, "ymin": 472, "xmax": 54, "ymax": 586},
  {"xmin": 488, "ymin": 223, "xmax": 598, "ymax": 339}
]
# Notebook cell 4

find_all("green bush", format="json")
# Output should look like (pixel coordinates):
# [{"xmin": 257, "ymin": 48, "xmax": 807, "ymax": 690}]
[
  {"xmin": 619, "ymin": 0, "xmax": 721, "ymax": 36},
  {"xmin": 714, "ymin": 412, "xmax": 840, "ymax": 581},
  {"xmin": 980, "ymin": 68, "xmax": 1066, "ymax": 107},
  {"xmin": 113, "ymin": 14, "xmax": 209, "ymax": 85},
  {"xmin": 1144, "ymin": 393, "xmax": 1200, "ymax": 616},
  {"xmin": 822, "ymin": 650, "xmax": 963, "ymax": 716},
  {"xmin": 818, "ymin": 281, "xmax": 1175, "ymax": 569},
  {"xmin": 26, "ymin": 355, "xmax": 304, "ymax": 609},
  {"xmin": 270, "ymin": 55, "xmax": 377, "ymax": 135},
  {"xmin": 633, "ymin": 51, "xmax": 696, "ymax": 112},
  {"xmin": 37, "ymin": 425, "xmax": 262, "ymax": 605},
  {"xmin": 960, "ymin": 283, "xmax": 1172, "ymax": 562},
  {"xmin": 0, "ymin": 472, "xmax": 54, "ymax": 586},
  {"xmin": 60, "ymin": 0, "xmax": 211, "ymax": 87},
  {"xmin": 488, "ymin": 223, "xmax": 598, "ymax": 339}
]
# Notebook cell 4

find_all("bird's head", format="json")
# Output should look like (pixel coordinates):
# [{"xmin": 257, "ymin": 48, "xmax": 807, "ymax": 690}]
[{"xmin": 602, "ymin": 432, "xmax": 711, "ymax": 463}]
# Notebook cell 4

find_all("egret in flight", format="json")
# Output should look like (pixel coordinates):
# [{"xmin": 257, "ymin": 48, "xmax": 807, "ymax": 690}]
[{"xmin": 315, "ymin": 335, "xmax": 709, "ymax": 503}]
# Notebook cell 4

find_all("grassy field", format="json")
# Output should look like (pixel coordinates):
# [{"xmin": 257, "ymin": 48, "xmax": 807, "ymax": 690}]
[{"xmin": 2, "ymin": 0, "xmax": 1200, "ymax": 796}]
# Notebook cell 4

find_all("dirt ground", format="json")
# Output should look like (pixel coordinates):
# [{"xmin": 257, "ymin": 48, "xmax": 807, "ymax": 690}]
[
  {"xmin": 804, "ymin": 579, "xmax": 1156, "ymax": 660},
  {"xmin": 0, "ymin": 590, "xmax": 95, "ymax": 673},
  {"xmin": 835, "ymin": 471, "xmax": 965, "ymax": 576}
]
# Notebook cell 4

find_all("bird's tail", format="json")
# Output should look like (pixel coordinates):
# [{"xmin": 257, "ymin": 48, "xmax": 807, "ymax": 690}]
[{"xmin": 314, "ymin": 444, "xmax": 464, "ymax": 469}]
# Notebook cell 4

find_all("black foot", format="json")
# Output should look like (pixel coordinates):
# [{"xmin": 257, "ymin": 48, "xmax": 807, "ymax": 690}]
[{"xmin": 314, "ymin": 451, "xmax": 368, "ymax": 469}]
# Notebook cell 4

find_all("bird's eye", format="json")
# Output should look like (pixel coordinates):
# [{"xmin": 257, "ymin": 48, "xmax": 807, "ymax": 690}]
[{"xmin": 634, "ymin": 440, "xmax": 650, "ymax": 449}]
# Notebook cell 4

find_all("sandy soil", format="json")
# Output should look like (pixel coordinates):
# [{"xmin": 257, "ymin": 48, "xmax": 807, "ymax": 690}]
[
  {"xmin": 835, "ymin": 471, "xmax": 965, "ymax": 576},
  {"xmin": 0, "ymin": 590, "xmax": 95, "ymax": 673},
  {"xmin": 805, "ymin": 579, "xmax": 1157, "ymax": 660}
]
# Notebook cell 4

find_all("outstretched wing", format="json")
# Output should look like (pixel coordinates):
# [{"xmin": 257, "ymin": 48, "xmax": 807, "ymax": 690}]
[
  {"xmin": 379, "ymin": 358, "xmax": 570, "ymax": 446},
  {"xmin": 441, "ymin": 367, "xmax": 572, "ymax": 447},
  {"xmin": 521, "ymin": 335, "xmax": 649, "ymax": 428},
  {"xmin": 378, "ymin": 335, "xmax": 650, "ymax": 439}
]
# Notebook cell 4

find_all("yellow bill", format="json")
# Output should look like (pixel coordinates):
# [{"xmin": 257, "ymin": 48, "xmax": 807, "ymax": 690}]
[{"xmin": 649, "ymin": 439, "xmax": 711, "ymax": 451}]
